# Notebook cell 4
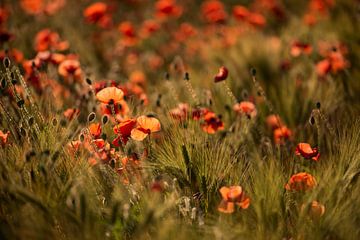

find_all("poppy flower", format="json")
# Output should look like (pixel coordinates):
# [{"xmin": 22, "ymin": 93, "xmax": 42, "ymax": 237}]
[
  {"xmin": 266, "ymin": 114, "xmax": 283, "ymax": 130},
  {"xmin": 169, "ymin": 103, "xmax": 189, "ymax": 121},
  {"xmin": 295, "ymin": 143, "xmax": 320, "ymax": 161},
  {"xmin": 96, "ymin": 87, "xmax": 124, "ymax": 104},
  {"xmin": 100, "ymin": 100, "xmax": 129, "ymax": 117},
  {"xmin": 155, "ymin": 0, "xmax": 183, "ymax": 19},
  {"xmin": 67, "ymin": 140, "xmax": 82, "ymax": 153},
  {"xmin": 118, "ymin": 21, "xmax": 138, "ymax": 46},
  {"xmin": 233, "ymin": 5, "xmax": 250, "ymax": 21},
  {"xmin": 290, "ymin": 41, "xmax": 313, "ymax": 57},
  {"xmin": 218, "ymin": 186, "xmax": 250, "ymax": 214},
  {"xmin": 233, "ymin": 101, "xmax": 257, "ymax": 118},
  {"xmin": 214, "ymin": 66, "xmax": 228, "ymax": 82},
  {"xmin": 20, "ymin": 0, "xmax": 65, "ymax": 15},
  {"xmin": 83, "ymin": 2, "xmax": 112, "ymax": 28},
  {"xmin": 192, "ymin": 107, "xmax": 209, "ymax": 121},
  {"xmin": 140, "ymin": 19, "xmax": 160, "ymax": 38},
  {"xmin": 34, "ymin": 29, "xmax": 69, "ymax": 52},
  {"xmin": 0, "ymin": 130, "xmax": 10, "ymax": 145},
  {"xmin": 89, "ymin": 123, "xmax": 101, "ymax": 138},
  {"xmin": 201, "ymin": 111, "xmax": 224, "ymax": 134},
  {"xmin": 0, "ymin": 7, "xmax": 9, "ymax": 26},
  {"xmin": 58, "ymin": 59, "xmax": 82, "ymax": 81},
  {"xmin": 63, "ymin": 108, "xmax": 80, "ymax": 120},
  {"xmin": 273, "ymin": 126, "xmax": 292, "ymax": 144},
  {"xmin": 173, "ymin": 23, "xmax": 197, "ymax": 42},
  {"xmin": 129, "ymin": 70, "xmax": 146, "ymax": 89},
  {"xmin": 131, "ymin": 115, "xmax": 161, "ymax": 141},
  {"xmin": 112, "ymin": 118, "xmax": 137, "ymax": 145},
  {"xmin": 247, "ymin": 12, "xmax": 266, "ymax": 27},
  {"xmin": 0, "ymin": 48, "xmax": 24, "ymax": 64},
  {"xmin": 92, "ymin": 139, "xmax": 105, "ymax": 149},
  {"xmin": 201, "ymin": 0, "xmax": 227, "ymax": 24},
  {"xmin": 285, "ymin": 172, "xmax": 317, "ymax": 191},
  {"xmin": 301, "ymin": 200, "xmax": 325, "ymax": 218}
]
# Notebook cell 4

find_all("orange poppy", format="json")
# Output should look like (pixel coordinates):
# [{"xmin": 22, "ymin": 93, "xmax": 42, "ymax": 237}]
[
  {"xmin": 20, "ymin": 0, "xmax": 65, "ymax": 15},
  {"xmin": 214, "ymin": 66, "xmax": 228, "ymax": 82},
  {"xmin": 129, "ymin": 70, "xmax": 146, "ymax": 89},
  {"xmin": 301, "ymin": 200, "xmax": 325, "ymax": 218},
  {"xmin": 112, "ymin": 118, "xmax": 137, "ymax": 145},
  {"xmin": 273, "ymin": 126, "xmax": 292, "ymax": 144},
  {"xmin": 83, "ymin": 2, "xmax": 112, "ymax": 28},
  {"xmin": 218, "ymin": 186, "xmax": 250, "ymax": 214},
  {"xmin": 58, "ymin": 59, "xmax": 82, "ymax": 81},
  {"xmin": 96, "ymin": 87, "xmax": 124, "ymax": 104},
  {"xmin": 290, "ymin": 41, "xmax": 313, "ymax": 57},
  {"xmin": 118, "ymin": 21, "xmax": 137, "ymax": 46},
  {"xmin": 295, "ymin": 143, "xmax": 320, "ymax": 161},
  {"xmin": 34, "ymin": 29, "xmax": 69, "ymax": 52},
  {"xmin": 201, "ymin": 111, "xmax": 224, "ymax": 134},
  {"xmin": 285, "ymin": 172, "xmax": 317, "ymax": 191},
  {"xmin": 233, "ymin": 101, "xmax": 257, "ymax": 118},
  {"xmin": 173, "ymin": 23, "xmax": 197, "ymax": 42},
  {"xmin": 155, "ymin": 0, "xmax": 183, "ymax": 19},
  {"xmin": 100, "ymin": 100, "xmax": 129, "ymax": 117},
  {"xmin": 131, "ymin": 115, "xmax": 161, "ymax": 141},
  {"xmin": 0, "ymin": 130, "xmax": 10, "ymax": 145},
  {"xmin": 266, "ymin": 114, "xmax": 283, "ymax": 130},
  {"xmin": 201, "ymin": 0, "xmax": 227, "ymax": 24},
  {"xmin": 89, "ymin": 123, "xmax": 101, "ymax": 138}
]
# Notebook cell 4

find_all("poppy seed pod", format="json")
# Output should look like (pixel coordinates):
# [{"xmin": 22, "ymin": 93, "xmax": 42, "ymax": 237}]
[
  {"xmin": 3, "ymin": 57, "xmax": 10, "ymax": 68},
  {"xmin": 251, "ymin": 68, "xmax": 256, "ymax": 76},
  {"xmin": 86, "ymin": 78, "xmax": 92, "ymax": 85},
  {"xmin": 316, "ymin": 102, "xmax": 321, "ymax": 109},
  {"xmin": 102, "ymin": 115, "xmax": 109, "ymax": 125},
  {"xmin": 17, "ymin": 99, "xmax": 25, "ymax": 108},
  {"xmin": 184, "ymin": 72, "xmax": 190, "ymax": 81},
  {"xmin": 87, "ymin": 112, "xmax": 96, "ymax": 123}
]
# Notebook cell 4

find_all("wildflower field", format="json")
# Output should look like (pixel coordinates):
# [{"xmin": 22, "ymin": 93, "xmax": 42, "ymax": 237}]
[{"xmin": 0, "ymin": 0, "xmax": 359, "ymax": 239}]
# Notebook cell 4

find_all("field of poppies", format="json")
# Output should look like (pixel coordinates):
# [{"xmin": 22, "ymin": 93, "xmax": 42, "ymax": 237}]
[{"xmin": 0, "ymin": 0, "xmax": 359, "ymax": 239}]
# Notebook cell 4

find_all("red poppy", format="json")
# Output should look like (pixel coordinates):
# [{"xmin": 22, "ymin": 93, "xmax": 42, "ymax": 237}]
[
  {"xmin": 118, "ymin": 21, "xmax": 138, "ymax": 47},
  {"xmin": 83, "ymin": 2, "xmax": 112, "ymax": 28},
  {"xmin": 169, "ymin": 103, "xmax": 189, "ymax": 121},
  {"xmin": 201, "ymin": 0, "xmax": 227, "ymax": 24},
  {"xmin": 214, "ymin": 66, "xmax": 228, "ymax": 82},
  {"xmin": 295, "ymin": 143, "xmax": 320, "ymax": 161},
  {"xmin": 34, "ymin": 29, "xmax": 69, "ymax": 52},
  {"xmin": 0, "ymin": 7, "xmax": 9, "ymax": 26},
  {"xmin": 92, "ymin": 139, "xmax": 105, "ymax": 149},
  {"xmin": 218, "ymin": 186, "xmax": 250, "ymax": 214},
  {"xmin": 96, "ymin": 87, "xmax": 124, "ymax": 104},
  {"xmin": 155, "ymin": 0, "xmax": 183, "ymax": 19},
  {"xmin": 290, "ymin": 41, "xmax": 313, "ymax": 57},
  {"xmin": 140, "ymin": 19, "xmax": 160, "ymax": 39},
  {"xmin": 192, "ymin": 107, "xmax": 209, "ymax": 121},
  {"xmin": 0, "ymin": 130, "xmax": 10, "ymax": 145},
  {"xmin": 233, "ymin": 5, "xmax": 250, "ymax": 21},
  {"xmin": 273, "ymin": 126, "xmax": 292, "ymax": 144},
  {"xmin": 100, "ymin": 100, "xmax": 129, "ymax": 117},
  {"xmin": 285, "ymin": 172, "xmax": 317, "ymax": 191},
  {"xmin": 247, "ymin": 12, "xmax": 266, "ymax": 27},
  {"xmin": 112, "ymin": 118, "xmax": 137, "ymax": 145},
  {"xmin": 201, "ymin": 111, "xmax": 224, "ymax": 134},
  {"xmin": 131, "ymin": 115, "xmax": 161, "ymax": 141},
  {"xmin": 20, "ymin": 0, "xmax": 65, "ymax": 15},
  {"xmin": 173, "ymin": 23, "xmax": 197, "ymax": 42},
  {"xmin": 233, "ymin": 101, "xmax": 257, "ymax": 118},
  {"xmin": 301, "ymin": 200, "xmax": 325, "ymax": 218}
]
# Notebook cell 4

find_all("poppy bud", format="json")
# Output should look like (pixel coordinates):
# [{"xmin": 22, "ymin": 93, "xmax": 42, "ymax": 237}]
[
  {"xmin": 164, "ymin": 72, "xmax": 170, "ymax": 80},
  {"xmin": 52, "ymin": 118, "xmax": 58, "ymax": 126},
  {"xmin": 3, "ymin": 57, "xmax": 10, "ymax": 68},
  {"xmin": 87, "ymin": 112, "xmax": 96, "ymax": 123},
  {"xmin": 310, "ymin": 116, "xmax": 315, "ymax": 125},
  {"xmin": 109, "ymin": 159, "xmax": 116, "ymax": 168},
  {"xmin": 28, "ymin": 117, "xmax": 35, "ymax": 126},
  {"xmin": 86, "ymin": 78, "xmax": 92, "ymax": 85},
  {"xmin": 214, "ymin": 66, "xmax": 228, "ymax": 82},
  {"xmin": 11, "ymin": 79, "xmax": 17, "ymax": 85},
  {"xmin": 1, "ymin": 78, "xmax": 7, "ymax": 88},
  {"xmin": 184, "ymin": 72, "xmax": 190, "ymax": 81},
  {"xmin": 79, "ymin": 134, "xmax": 85, "ymax": 142},
  {"xmin": 251, "ymin": 68, "xmax": 256, "ymax": 77},
  {"xmin": 102, "ymin": 115, "xmax": 109, "ymax": 125},
  {"xmin": 316, "ymin": 102, "xmax": 321, "ymax": 109},
  {"xmin": 25, "ymin": 150, "xmax": 36, "ymax": 162},
  {"xmin": 20, "ymin": 127, "xmax": 27, "ymax": 137},
  {"xmin": 17, "ymin": 99, "xmax": 25, "ymax": 108}
]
